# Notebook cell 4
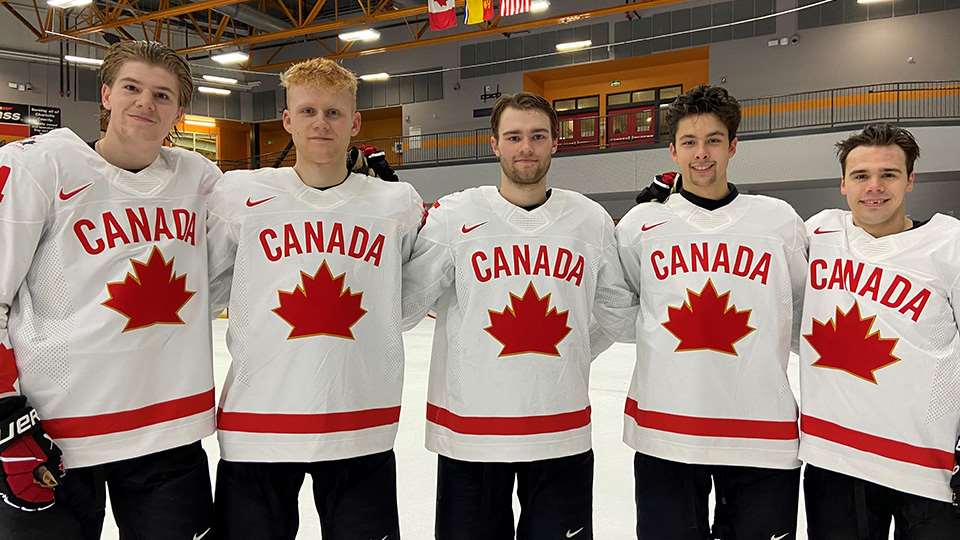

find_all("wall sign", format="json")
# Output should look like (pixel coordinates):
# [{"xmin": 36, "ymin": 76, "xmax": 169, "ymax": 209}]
[{"xmin": 0, "ymin": 102, "xmax": 62, "ymax": 143}]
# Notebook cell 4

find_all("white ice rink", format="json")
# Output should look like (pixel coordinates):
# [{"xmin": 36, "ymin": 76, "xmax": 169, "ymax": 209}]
[{"xmin": 99, "ymin": 318, "xmax": 837, "ymax": 539}]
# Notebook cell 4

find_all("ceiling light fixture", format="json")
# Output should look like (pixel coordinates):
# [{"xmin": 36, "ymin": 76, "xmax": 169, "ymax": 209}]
[
  {"xmin": 530, "ymin": 0, "xmax": 550, "ymax": 13},
  {"xmin": 359, "ymin": 72, "xmax": 390, "ymax": 82},
  {"xmin": 211, "ymin": 50, "xmax": 249, "ymax": 65},
  {"xmin": 198, "ymin": 86, "xmax": 231, "ymax": 95},
  {"xmin": 202, "ymin": 75, "xmax": 238, "ymax": 85},
  {"xmin": 556, "ymin": 40, "xmax": 592, "ymax": 52},
  {"xmin": 339, "ymin": 29, "xmax": 381, "ymax": 42},
  {"xmin": 63, "ymin": 55, "xmax": 103, "ymax": 66},
  {"xmin": 47, "ymin": 0, "xmax": 93, "ymax": 8}
]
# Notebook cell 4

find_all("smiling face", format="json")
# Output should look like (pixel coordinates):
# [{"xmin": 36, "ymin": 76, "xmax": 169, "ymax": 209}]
[
  {"xmin": 669, "ymin": 113, "xmax": 737, "ymax": 198},
  {"xmin": 490, "ymin": 106, "xmax": 557, "ymax": 186},
  {"xmin": 841, "ymin": 144, "xmax": 915, "ymax": 235},
  {"xmin": 282, "ymin": 83, "xmax": 361, "ymax": 166},
  {"xmin": 101, "ymin": 61, "xmax": 183, "ymax": 145}
]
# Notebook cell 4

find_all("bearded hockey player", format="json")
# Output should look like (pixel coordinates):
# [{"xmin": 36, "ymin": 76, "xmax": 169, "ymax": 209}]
[
  {"xmin": 401, "ymin": 92, "xmax": 635, "ymax": 540},
  {"xmin": 207, "ymin": 58, "xmax": 423, "ymax": 540},
  {"xmin": 615, "ymin": 85, "xmax": 808, "ymax": 539},
  {"xmin": 0, "ymin": 41, "xmax": 220, "ymax": 539},
  {"xmin": 800, "ymin": 124, "xmax": 960, "ymax": 538}
]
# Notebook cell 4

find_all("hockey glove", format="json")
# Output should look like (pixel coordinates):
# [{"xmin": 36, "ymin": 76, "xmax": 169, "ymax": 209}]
[
  {"xmin": 951, "ymin": 435, "xmax": 960, "ymax": 509},
  {"xmin": 0, "ymin": 396, "xmax": 64, "ymax": 511},
  {"xmin": 360, "ymin": 144, "xmax": 400, "ymax": 182},
  {"xmin": 635, "ymin": 171, "xmax": 680, "ymax": 204}
]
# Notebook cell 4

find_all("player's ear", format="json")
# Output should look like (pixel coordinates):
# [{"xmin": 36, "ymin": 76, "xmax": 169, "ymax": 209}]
[
  {"xmin": 728, "ymin": 136, "xmax": 738, "ymax": 158},
  {"xmin": 282, "ymin": 109, "xmax": 293, "ymax": 134},
  {"xmin": 351, "ymin": 111, "xmax": 361, "ymax": 137},
  {"xmin": 101, "ymin": 83, "xmax": 113, "ymax": 110},
  {"xmin": 668, "ymin": 142, "xmax": 679, "ymax": 165},
  {"xmin": 490, "ymin": 135, "xmax": 500, "ymax": 157},
  {"xmin": 906, "ymin": 171, "xmax": 915, "ymax": 193}
]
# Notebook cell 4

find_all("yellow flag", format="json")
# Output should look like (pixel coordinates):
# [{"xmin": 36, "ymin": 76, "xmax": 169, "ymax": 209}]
[{"xmin": 465, "ymin": 0, "xmax": 493, "ymax": 24}]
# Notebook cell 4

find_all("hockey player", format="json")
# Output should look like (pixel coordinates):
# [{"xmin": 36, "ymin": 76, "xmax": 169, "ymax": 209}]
[
  {"xmin": 401, "ymin": 92, "xmax": 635, "ymax": 540},
  {"xmin": 800, "ymin": 124, "xmax": 960, "ymax": 538},
  {"xmin": 0, "ymin": 41, "xmax": 220, "ymax": 539},
  {"xmin": 207, "ymin": 58, "xmax": 423, "ymax": 540},
  {"xmin": 615, "ymin": 85, "xmax": 808, "ymax": 539}
]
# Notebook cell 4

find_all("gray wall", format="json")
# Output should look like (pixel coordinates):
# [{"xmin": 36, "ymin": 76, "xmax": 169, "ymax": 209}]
[
  {"xmin": 710, "ymin": 9, "xmax": 960, "ymax": 96},
  {"xmin": 398, "ymin": 125, "xmax": 960, "ymax": 208}
]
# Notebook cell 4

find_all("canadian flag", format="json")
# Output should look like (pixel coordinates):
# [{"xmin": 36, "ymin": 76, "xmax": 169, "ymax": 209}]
[{"xmin": 428, "ymin": 0, "xmax": 457, "ymax": 31}]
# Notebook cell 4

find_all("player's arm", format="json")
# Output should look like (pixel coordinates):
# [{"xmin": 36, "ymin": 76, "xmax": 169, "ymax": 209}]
[
  {"xmin": 786, "ymin": 211, "xmax": 810, "ymax": 354},
  {"xmin": 949, "ymin": 271, "xmax": 960, "ymax": 507},
  {"xmin": 590, "ymin": 214, "xmax": 640, "ymax": 357},
  {"xmin": 611, "ymin": 220, "xmax": 643, "ymax": 344},
  {"xmin": 0, "ymin": 152, "xmax": 64, "ymax": 511},
  {"xmin": 206, "ymin": 174, "xmax": 240, "ymax": 318},
  {"xmin": 401, "ymin": 199, "xmax": 455, "ymax": 330}
]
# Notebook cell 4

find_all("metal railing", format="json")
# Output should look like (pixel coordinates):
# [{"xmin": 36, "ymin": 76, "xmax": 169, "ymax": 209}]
[{"xmin": 218, "ymin": 81, "xmax": 960, "ymax": 171}]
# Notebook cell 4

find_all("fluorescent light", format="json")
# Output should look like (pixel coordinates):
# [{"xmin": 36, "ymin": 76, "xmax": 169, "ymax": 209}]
[
  {"xmin": 556, "ymin": 40, "xmax": 592, "ymax": 52},
  {"xmin": 48, "ymin": 0, "xmax": 93, "ymax": 8},
  {"xmin": 530, "ymin": 0, "xmax": 550, "ymax": 13},
  {"xmin": 184, "ymin": 115, "xmax": 216, "ymax": 127},
  {"xmin": 856, "ymin": 0, "xmax": 892, "ymax": 3},
  {"xmin": 359, "ymin": 72, "xmax": 390, "ymax": 82},
  {"xmin": 64, "ymin": 55, "xmax": 103, "ymax": 66},
  {"xmin": 339, "ymin": 29, "xmax": 381, "ymax": 42},
  {"xmin": 198, "ymin": 86, "xmax": 231, "ymax": 95},
  {"xmin": 211, "ymin": 51, "xmax": 249, "ymax": 64},
  {"xmin": 202, "ymin": 75, "xmax": 238, "ymax": 85}
]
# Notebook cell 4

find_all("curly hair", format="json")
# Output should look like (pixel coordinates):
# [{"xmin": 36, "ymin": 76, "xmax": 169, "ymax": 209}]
[
  {"xmin": 664, "ymin": 85, "xmax": 741, "ymax": 144},
  {"xmin": 835, "ymin": 123, "xmax": 920, "ymax": 176}
]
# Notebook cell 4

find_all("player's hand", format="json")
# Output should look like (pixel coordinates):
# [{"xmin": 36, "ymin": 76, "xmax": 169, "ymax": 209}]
[
  {"xmin": 635, "ymin": 172, "xmax": 680, "ymax": 204},
  {"xmin": 0, "ymin": 396, "xmax": 64, "ymax": 511}
]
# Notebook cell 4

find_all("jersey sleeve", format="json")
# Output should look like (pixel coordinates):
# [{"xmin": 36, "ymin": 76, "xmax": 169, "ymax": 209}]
[
  {"xmin": 401, "ymin": 200, "xmax": 455, "ymax": 331},
  {"xmin": 206, "ymin": 177, "xmax": 240, "ymax": 318},
  {"xmin": 786, "ymin": 211, "xmax": 810, "ymax": 354},
  {"xmin": 399, "ymin": 184, "xmax": 425, "ymax": 268},
  {"xmin": 613, "ymin": 220, "xmax": 643, "ymax": 344},
  {"xmin": 0, "ymin": 153, "xmax": 52, "ymax": 398},
  {"xmin": 591, "ymin": 213, "xmax": 639, "ymax": 358}
]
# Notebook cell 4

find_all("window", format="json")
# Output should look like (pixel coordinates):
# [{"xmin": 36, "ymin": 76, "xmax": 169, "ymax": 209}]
[
  {"xmin": 560, "ymin": 119, "xmax": 574, "ymax": 139},
  {"xmin": 577, "ymin": 96, "xmax": 599, "ymax": 109},
  {"xmin": 608, "ymin": 92, "xmax": 631, "ymax": 107},
  {"xmin": 555, "ymin": 99, "xmax": 576, "ymax": 112},
  {"xmin": 659, "ymin": 85, "xmax": 683, "ymax": 101},
  {"xmin": 636, "ymin": 110, "xmax": 654, "ymax": 131},
  {"xmin": 581, "ymin": 118, "xmax": 596, "ymax": 137},
  {"xmin": 610, "ymin": 114, "xmax": 628, "ymax": 134},
  {"xmin": 632, "ymin": 89, "xmax": 656, "ymax": 103}
]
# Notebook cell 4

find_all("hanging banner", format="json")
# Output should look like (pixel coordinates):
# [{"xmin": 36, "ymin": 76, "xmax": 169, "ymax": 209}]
[{"xmin": 0, "ymin": 102, "xmax": 61, "ymax": 144}]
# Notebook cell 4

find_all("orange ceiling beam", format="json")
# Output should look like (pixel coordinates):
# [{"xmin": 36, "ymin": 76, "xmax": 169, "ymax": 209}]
[
  {"xmin": 251, "ymin": 0, "xmax": 686, "ymax": 72},
  {"xmin": 40, "ymin": 0, "xmax": 249, "ymax": 41}
]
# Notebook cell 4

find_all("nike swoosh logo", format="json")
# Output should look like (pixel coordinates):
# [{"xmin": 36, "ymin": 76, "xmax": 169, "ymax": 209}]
[
  {"xmin": 813, "ymin": 227, "xmax": 840, "ymax": 235},
  {"xmin": 566, "ymin": 528, "xmax": 585, "ymax": 538},
  {"xmin": 58, "ymin": 183, "xmax": 93, "ymax": 201},
  {"xmin": 193, "ymin": 528, "xmax": 211, "ymax": 540},
  {"xmin": 771, "ymin": 534, "xmax": 789, "ymax": 540},
  {"xmin": 461, "ymin": 221, "xmax": 487, "ymax": 234},
  {"xmin": 246, "ymin": 196, "xmax": 275, "ymax": 207},
  {"xmin": 641, "ymin": 221, "xmax": 668, "ymax": 231}
]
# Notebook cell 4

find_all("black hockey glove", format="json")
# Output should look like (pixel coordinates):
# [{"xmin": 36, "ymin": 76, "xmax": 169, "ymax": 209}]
[
  {"xmin": 635, "ymin": 171, "xmax": 680, "ymax": 204},
  {"xmin": 951, "ymin": 435, "xmax": 960, "ymax": 509},
  {"xmin": 0, "ymin": 396, "xmax": 64, "ymax": 511},
  {"xmin": 360, "ymin": 144, "xmax": 400, "ymax": 182}
]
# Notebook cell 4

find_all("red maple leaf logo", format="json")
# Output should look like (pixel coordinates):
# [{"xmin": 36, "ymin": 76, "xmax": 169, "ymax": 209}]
[
  {"xmin": 804, "ymin": 301, "xmax": 900, "ymax": 383},
  {"xmin": 484, "ymin": 282, "xmax": 572, "ymax": 357},
  {"xmin": 662, "ymin": 279, "xmax": 755, "ymax": 355},
  {"xmin": 0, "ymin": 345, "xmax": 18, "ymax": 394},
  {"xmin": 273, "ymin": 261, "xmax": 367, "ymax": 339},
  {"xmin": 102, "ymin": 247, "xmax": 196, "ymax": 331}
]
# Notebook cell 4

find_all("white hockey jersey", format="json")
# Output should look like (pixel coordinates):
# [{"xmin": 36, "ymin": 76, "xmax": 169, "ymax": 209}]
[
  {"xmin": 207, "ymin": 168, "xmax": 423, "ymax": 462},
  {"xmin": 616, "ymin": 193, "xmax": 808, "ymax": 469},
  {"xmin": 799, "ymin": 209, "xmax": 960, "ymax": 502},
  {"xmin": 0, "ymin": 129, "xmax": 220, "ymax": 468},
  {"xmin": 401, "ymin": 186, "xmax": 635, "ymax": 462}
]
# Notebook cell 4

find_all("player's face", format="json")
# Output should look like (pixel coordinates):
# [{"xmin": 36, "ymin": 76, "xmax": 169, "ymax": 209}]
[
  {"xmin": 669, "ymin": 113, "xmax": 737, "ymax": 192},
  {"xmin": 101, "ymin": 61, "xmax": 183, "ymax": 145},
  {"xmin": 490, "ymin": 107, "xmax": 557, "ymax": 186},
  {"xmin": 841, "ymin": 144, "xmax": 914, "ymax": 230},
  {"xmin": 283, "ymin": 84, "xmax": 361, "ymax": 167}
]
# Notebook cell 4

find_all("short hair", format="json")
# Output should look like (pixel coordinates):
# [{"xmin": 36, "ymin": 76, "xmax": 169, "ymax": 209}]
[
  {"xmin": 490, "ymin": 92, "xmax": 559, "ymax": 140},
  {"xmin": 281, "ymin": 58, "xmax": 358, "ymax": 104},
  {"xmin": 99, "ymin": 40, "xmax": 194, "ymax": 125},
  {"xmin": 835, "ymin": 123, "xmax": 921, "ymax": 176},
  {"xmin": 664, "ymin": 85, "xmax": 741, "ymax": 144}
]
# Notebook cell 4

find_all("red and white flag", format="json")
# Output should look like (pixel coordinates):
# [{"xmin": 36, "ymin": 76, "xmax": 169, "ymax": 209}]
[
  {"xmin": 428, "ymin": 0, "xmax": 457, "ymax": 31},
  {"xmin": 499, "ymin": 0, "xmax": 530, "ymax": 17}
]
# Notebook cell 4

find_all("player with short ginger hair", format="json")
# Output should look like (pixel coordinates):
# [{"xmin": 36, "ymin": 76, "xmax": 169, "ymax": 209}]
[
  {"xmin": 0, "ymin": 40, "xmax": 220, "ymax": 539},
  {"xmin": 401, "ymin": 91, "xmax": 635, "ymax": 540},
  {"xmin": 800, "ymin": 123, "xmax": 960, "ymax": 538},
  {"xmin": 207, "ymin": 57, "xmax": 423, "ymax": 539},
  {"xmin": 615, "ymin": 84, "xmax": 808, "ymax": 539}
]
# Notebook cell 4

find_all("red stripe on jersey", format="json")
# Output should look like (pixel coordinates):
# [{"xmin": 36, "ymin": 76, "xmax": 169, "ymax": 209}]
[
  {"xmin": 625, "ymin": 398, "xmax": 799, "ymax": 440},
  {"xmin": 43, "ymin": 389, "xmax": 215, "ymax": 439},
  {"xmin": 426, "ymin": 403, "xmax": 591, "ymax": 435},
  {"xmin": 217, "ymin": 406, "xmax": 401, "ymax": 434},
  {"xmin": 801, "ymin": 414, "xmax": 955, "ymax": 471}
]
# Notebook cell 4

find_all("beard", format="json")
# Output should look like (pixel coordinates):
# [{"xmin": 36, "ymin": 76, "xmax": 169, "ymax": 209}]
[{"xmin": 500, "ymin": 155, "xmax": 551, "ymax": 186}]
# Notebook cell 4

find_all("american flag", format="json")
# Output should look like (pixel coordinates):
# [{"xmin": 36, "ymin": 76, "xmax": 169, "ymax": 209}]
[{"xmin": 499, "ymin": 0, "xmax": 530, "ymax": 17}]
